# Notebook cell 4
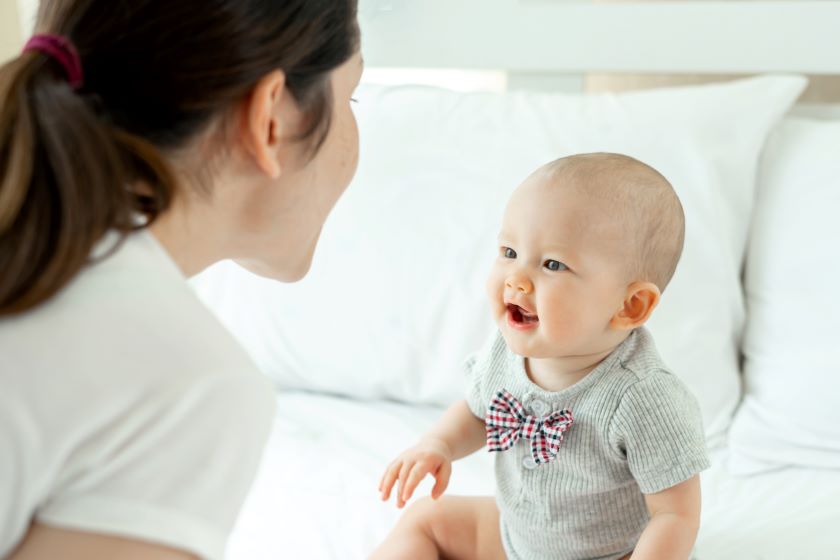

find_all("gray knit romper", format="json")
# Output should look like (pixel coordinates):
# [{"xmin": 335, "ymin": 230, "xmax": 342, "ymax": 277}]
[{"xmin": 465, "ymin": 327, "xmax": 710, "ymax": 560}]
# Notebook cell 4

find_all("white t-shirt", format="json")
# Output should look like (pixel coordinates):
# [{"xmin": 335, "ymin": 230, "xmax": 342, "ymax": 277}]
[{"xmin": 0, "ymin": 230, "xmax": 276, "ymax": 559}]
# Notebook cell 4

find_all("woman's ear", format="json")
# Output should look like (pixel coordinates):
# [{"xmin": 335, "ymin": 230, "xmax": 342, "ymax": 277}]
[
  {"xmin": 610, "ymin": 282, "xmax": 661, "ymax": 331},
  {"xmin": 241, "ymin": 70, "xmax": 287, "ymax": 179}
]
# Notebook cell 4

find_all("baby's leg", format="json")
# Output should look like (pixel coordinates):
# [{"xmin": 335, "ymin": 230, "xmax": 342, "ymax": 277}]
[{"xmin": 370, "ymin": 496, "xmax": 505, "ymax": 560}]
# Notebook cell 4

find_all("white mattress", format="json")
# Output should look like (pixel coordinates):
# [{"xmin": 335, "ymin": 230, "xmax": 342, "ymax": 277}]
[{"xmin": 227, "ymin": 392, "xmax": 840, "ymax": 560}]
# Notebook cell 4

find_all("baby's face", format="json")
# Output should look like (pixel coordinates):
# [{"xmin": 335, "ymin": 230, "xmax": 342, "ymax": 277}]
[{"xmin": 487, "ymin": 175, "xmax": 631, "ymax": 359}]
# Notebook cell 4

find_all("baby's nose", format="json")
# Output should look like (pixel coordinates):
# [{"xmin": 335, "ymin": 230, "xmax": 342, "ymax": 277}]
[{"xmin": 505, "ymin": 274, "xmax": 533, "ymax": 294}]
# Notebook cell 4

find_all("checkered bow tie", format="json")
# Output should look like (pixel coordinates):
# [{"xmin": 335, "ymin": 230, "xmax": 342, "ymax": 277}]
[{"xmin": 485, "ymin": 389, "xmax": 574, "ymax": 465}]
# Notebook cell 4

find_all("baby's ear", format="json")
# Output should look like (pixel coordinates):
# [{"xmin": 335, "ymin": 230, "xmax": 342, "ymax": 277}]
[{"xmin": 610, "ymin": 282, "xmax": 661, "ymax": 331}]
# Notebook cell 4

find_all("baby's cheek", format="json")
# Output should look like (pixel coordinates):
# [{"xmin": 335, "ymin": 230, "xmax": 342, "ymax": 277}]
[
  {"xmin": 542, "ymin": 316, "xmax": 573, "ymax": 343},
  {"xmin": 539, "ymin": 296, "xmax": 578, "ymax": 338},
  {"xmin": 485, "ymin": 268, "xmax": 503, "ymax": 304}
]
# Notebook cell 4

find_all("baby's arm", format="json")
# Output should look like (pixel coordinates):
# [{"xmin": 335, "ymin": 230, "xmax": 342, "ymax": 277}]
[
  {"xmin": 379, "ymin": 400, "xmax": 485, "ymax": 508},
  {"xmin": 630, "ymin": 475, "xmax": 701, "ymax": 560}
]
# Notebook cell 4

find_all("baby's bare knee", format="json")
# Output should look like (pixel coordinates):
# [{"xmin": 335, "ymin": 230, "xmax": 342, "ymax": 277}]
[
  {"xmin": 401, "ymin": 496, "xmax": 439, "ymax": 526},
  {"xmin": 406, "ymin": 497, "xmax": 466, "ymax": 542},
  {"xmin": 403, "ymin": 497, "xmax": 457, "ymax": 534}
]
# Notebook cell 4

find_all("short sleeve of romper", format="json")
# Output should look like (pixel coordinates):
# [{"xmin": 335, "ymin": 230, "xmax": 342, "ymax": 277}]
[
  {"xmin": 608, "ymin": 372, "xmax": 711, "ymax": 494},
  {"xmin": 464, "ymin": 331, "xmax": 510, "ymax": 420}
]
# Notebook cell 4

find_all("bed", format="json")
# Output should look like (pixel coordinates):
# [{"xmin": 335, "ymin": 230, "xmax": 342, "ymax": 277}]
[
  {"xmin": 225, "ymin": 393, "xmax": 840, "ymax": 559},
  {"xmin": 191, "ymin": 1, "xmax": 840, "ymax": 558}
]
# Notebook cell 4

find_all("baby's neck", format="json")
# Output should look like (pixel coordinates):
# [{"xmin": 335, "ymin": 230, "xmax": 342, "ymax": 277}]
[{"xmin": 525, "ymin": 339, "xmax": 626, "ymax": 392}]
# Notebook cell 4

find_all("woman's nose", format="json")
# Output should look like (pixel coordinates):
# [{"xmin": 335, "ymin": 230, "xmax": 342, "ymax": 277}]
[{"xmin": 505, "ymin": 273, "xmax": 533, "ymax": 294}]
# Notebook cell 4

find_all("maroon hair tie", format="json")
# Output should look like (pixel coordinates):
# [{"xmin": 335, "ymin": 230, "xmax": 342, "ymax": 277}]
[{"xmin": 23, "ymin": 34, "xmax": 84, "ymax": 90}]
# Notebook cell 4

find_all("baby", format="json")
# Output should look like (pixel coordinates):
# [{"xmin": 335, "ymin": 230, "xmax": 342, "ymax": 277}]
[{"xmin": 372, "ymin": 153, "xmax": 710, "ymax": 560}]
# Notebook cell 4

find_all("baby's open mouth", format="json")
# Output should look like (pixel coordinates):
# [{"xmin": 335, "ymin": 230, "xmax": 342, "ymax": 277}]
[{"xmin": 506, "ymin": 303, "xmax": 539, "ymax": 327}]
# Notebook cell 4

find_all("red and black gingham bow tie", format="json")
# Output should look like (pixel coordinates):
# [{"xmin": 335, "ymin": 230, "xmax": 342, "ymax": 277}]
[{"xmin": 485, "ymin": 389, "xmax": 574, "ymax": 465}]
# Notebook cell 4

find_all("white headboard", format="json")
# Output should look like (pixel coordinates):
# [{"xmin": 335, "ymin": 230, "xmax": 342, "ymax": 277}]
[
  {"xmin": 360, "ymin": 0, "xmax": 840, "ymax": 75},
  {"xmin": 359, "ymin": 0, "xmax": 840, "ymax": 112}
]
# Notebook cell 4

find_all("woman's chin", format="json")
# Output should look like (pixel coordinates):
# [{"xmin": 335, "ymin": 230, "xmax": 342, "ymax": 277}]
[{"xmin": 234, "ymin": 252, "xmax": 313, "ymax": 283}]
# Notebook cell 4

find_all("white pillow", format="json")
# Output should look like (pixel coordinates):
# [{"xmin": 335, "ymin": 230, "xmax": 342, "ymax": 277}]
[
  {"xmin": 728, "ymin": 117, "xmax": 840, "ymax": 473},
  {"xmin": 192, "ymin": 76, "xmax": 805, "ymax": 448}
]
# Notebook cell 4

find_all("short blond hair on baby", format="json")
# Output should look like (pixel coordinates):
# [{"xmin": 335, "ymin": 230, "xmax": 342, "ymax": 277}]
[{"xmin": 542, "ymin": 153, "xmax": 685, "ymax": 292}]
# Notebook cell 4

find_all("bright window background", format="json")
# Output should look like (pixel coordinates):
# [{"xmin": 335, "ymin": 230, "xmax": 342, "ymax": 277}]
[
  {"xmin": 0, "ymin": 0, "xmax": 22, "ymax": 62},
  {"xmin": 15, "ymin": 0, "xmax": 35, "ymax": 36}
]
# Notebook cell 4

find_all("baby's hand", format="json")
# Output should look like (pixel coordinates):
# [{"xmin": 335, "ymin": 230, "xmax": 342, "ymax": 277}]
[{"xmin": 378, "ymin": 437, "xmax": 453, "ymax": 508}]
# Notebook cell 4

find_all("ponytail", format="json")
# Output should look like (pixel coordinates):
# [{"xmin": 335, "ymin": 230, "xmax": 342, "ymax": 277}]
[{"xmin": 0, "ymin": 52, "xmax": 174, "ymax": 316}]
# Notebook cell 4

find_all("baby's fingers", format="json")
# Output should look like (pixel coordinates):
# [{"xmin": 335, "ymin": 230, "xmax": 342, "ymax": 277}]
[
  {"xmin": 379, "ymin": 460, "xmax": 403, "ymax": 501},
  {"xmin": 400, "ymin": 462, "xmax": 431, "ymax": 505},
  {"xmin": 431, "ymin": 460, "xmax": 452, "ymax": 499},
  {"xmin": 395, "ymin": 461, "xmax": 413, "ymax": 508},
  {"xmin": 378, "ymin": 460, "xmax": 395, "ymax": 492}
]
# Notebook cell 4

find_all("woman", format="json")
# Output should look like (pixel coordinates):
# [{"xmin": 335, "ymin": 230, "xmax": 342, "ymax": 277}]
[{"xmin": 0, "ymin": 0, "xmax": 362, "ymax": 558}]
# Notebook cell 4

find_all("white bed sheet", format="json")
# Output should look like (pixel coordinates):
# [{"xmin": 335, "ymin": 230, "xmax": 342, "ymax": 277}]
[{"xmin": 227, "ymin": 392, "xmax": 840, "ymax": 560}]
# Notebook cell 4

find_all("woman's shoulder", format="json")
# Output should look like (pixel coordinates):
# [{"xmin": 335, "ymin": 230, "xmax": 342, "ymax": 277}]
[
  {"xmin": 1, "ymin": 230, "xmax": 266, "ymax": 387},
  {"xmin": 0, "ymin": 227, "xmax": 276, "ymax": 474},
  {"xmin": 0, "ymin": 230, "xmax": 276, "ymax": 560},
  {"xmin": 0, "ymin": 226, "xmax": 276, "ymax": 454}
]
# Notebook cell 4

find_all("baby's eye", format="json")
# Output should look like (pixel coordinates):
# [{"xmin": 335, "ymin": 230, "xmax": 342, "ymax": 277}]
[
  {"xmin": 544, "ymin": 259, "xmax": 568, "ymax": 272},
  {"xmin": 502, "ymin": 247, "xmax": 517, "ymax": 259}
]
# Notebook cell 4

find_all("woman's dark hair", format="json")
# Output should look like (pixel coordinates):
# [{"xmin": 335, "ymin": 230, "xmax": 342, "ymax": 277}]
[{"xmin": 0, "ymin": 0, "xmax": 359, "ymax": 316}]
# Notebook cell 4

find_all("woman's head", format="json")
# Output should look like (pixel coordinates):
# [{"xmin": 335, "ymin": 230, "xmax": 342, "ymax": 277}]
[
  {"xmin": 212, "ymin": 51, "xmax": 364, "ymax": 283},
  {"xmin": 0, "ymin": 0, "xmax": 361, "ymax": 315}
]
